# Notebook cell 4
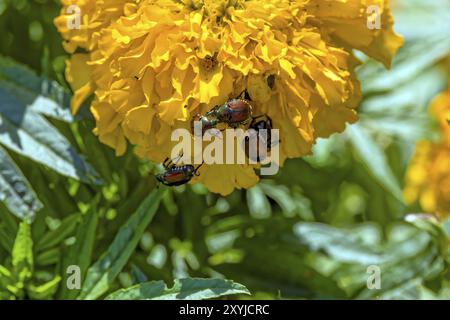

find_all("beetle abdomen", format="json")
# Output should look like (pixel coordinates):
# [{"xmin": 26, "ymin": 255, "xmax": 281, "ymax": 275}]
[
  {"xmin": 219, "ymin": 99, "xmax": 252, "ymax": 123},
  {"xmin": 157, "ymin": 165, "xmax": 196, "ymax": 186}
]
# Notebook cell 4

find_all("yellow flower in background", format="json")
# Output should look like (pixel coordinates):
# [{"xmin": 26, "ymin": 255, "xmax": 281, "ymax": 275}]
[
  {"xmin": 55, "ymin": 0, "xmax": 403, "ymax": 195},
  {"xmin": 404, "ymin": 85, "xmax": 450, "ymax": 218}
]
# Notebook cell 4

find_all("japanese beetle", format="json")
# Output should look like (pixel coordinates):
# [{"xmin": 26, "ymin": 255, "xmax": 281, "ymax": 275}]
[
  {"xmin": 191, "ymin": 113, "xmax": 221, "ymax": 137},
  {"xmin": 244, "ymin": 115, "xmax": 276, "ymax": 162},
  {"xmin": 156, "ymin": 157, "xmax": 203, "ymax": 187},
  {"xmin": 191, "ymin": 91, "xmax": 253, "ymax": 136},
  {"xmin": 213, "ymin": 98, "xmax": 253, "ymax": 128}
]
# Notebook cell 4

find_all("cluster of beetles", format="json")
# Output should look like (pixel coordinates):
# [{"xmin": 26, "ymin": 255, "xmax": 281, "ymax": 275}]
[{"xmin": 156, "ymin": 90, "xmax": 275, "ymax": 187}]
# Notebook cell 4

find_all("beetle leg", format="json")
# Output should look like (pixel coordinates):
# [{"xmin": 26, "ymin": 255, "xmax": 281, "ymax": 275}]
[
  {"xmin": 172, "ymin": 152, "xmax": 184, "ymax": 166},
  {"xmin": 194, "ymin": 162, "xmax": 205, "ymax": 176},
  {"xmin": 205, "ymin": 106, "xmax": 219, "ymax": 117},
  {"xmin": 163, "ymin": 157, "xmax": 173, "ymax": 169},
  {"xmin": 155, "ymin": 174, "xmax": 165, "ymax": 188},
  {"xmin": 251, "ymin": 114, "xmax": 267, "ymax": 122},
  {"xmin": 237, "ymin": 89, "xmax": 251, "ymax": 101},
  {"xmin": 242, "ymin": 117, "xmax": 252, "ymax": 126},
  {"xmin": 163, "ymin": 152, "xmax": 184, "ymax": 169}
]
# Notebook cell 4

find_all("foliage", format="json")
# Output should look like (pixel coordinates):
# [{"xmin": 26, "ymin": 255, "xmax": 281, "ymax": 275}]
[
  {"xmin": 0, "ymin": 55, "xmax": 100, "ymax": 220},
  {"xmin": 0, "ymin": 0, "xmax": 449, "ymax": 300},
  {"xmin": 105, "ymin": 278, "xmax": 250, "ymax": 300}
]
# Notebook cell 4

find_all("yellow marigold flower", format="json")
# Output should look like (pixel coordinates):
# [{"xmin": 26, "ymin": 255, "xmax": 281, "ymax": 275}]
[
  {"xmin": 404, "ymin": 85, "xmax": 450, "ymax": 218},
  {"xmin": 54, "ymin": 0, "xmax": 136, "ymax": 53},
  {"xmin": 55, "ymin": 0, "xmax": 403, "ymax": 195}
]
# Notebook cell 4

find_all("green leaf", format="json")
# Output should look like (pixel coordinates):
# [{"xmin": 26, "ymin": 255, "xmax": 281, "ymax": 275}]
[
  {"xmin": 360, "ymin": 67, "xmax": 447, "ymax": 117},
  {"xmin": 0, "ymin": 55, "xmax": 73, "ymax": 122},
  {"xmin": 346, "ymin": 124, "xmax": 403, "ymax": 202},
  {"xmin": 78, "ymin": 188, "xmax": 163, "ymax": 300},
  {"xmin": 358, "ymin": 35, "xmax": 450, "ymax": 93},
  {"xmin": 356, "ymin": 249, "xmax": 444, "ymax": 299},
  {"xmin": 0, "ymin": 56, "xmax": 101, "ymax": 185},
  {"xmin": 27, "ymin": 276, "xmax": 61, "ymax": 300},
  {"xmin": 0, "ymin": 264, "xmax": 12, "ymax": 291},
  {"xmin": 292, "ymin": 221, "xmax": 447, "ymax": 299},
  {"xmin": 393, "ymin": 0, "xmax": 450, "ymax": 41},
  {"xmin": 418, "ymin": 282, "xmax": 450, "ymax": 300},
  {"xmin": 0, "ymin": 225, "xmax": 14, "ymax": 253},
  {"xmin": 130, "ymin": 264, "xmax": 148, "ymax": 285},
  {"xmin": 11, "ymin": 221, "xmax": 33, "ymax": 293},
  {"xmin": 293, "ymin": 222, "xmax": 436, "ymax": 265},
  {"xmin": 0, "ymin": 146, "xmax": 42, "ymax": 220},
  {"xmin": 259, "ymin": 180, "xmax": 314, "ymax": 220},
  {"xmin": 35, "ymin": 213, "xmax": 80, "ymax": 251},
  {"xmin": 105, "ymin": 278, "xmax": 250, "ymax": 300},
  {"xmin": 246, "ymin": 185, "xmax": 271, "ymax": 219},
  {"xmin": 213, "ymin": 221, "xmax": 347, "ymax": 298},
  {"xmin": 359, "ymin": 66, "xmax": 446, "ymax": 140},
  {"xmin": 293, "ymin": 222, "xmax": 382, "ymax": 265},
  {"xmin": 59, "ymin": 203, "xmax": 99, "ymax": 299},
  {"xmin": 35, "ymin": 247, "xmax": 60, "ymax": 266}
]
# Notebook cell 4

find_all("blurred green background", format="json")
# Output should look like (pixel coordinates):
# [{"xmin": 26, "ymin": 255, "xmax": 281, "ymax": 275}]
[{"xmin": 0, "ymin": 0, "xmax": 449, "ymax": 300}]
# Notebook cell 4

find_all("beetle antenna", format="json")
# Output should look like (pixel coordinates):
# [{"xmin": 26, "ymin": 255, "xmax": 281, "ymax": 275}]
[{"xmin": 173, "ymin": 152, "xmax": 184, "ymax": 165}]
